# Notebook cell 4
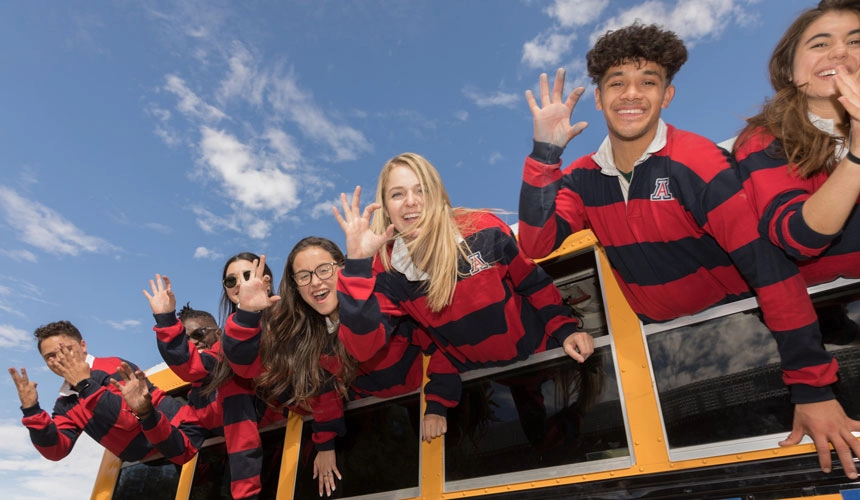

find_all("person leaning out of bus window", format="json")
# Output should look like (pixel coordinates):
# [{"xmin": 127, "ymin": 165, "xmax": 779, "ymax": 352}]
[
  {"xmin": 331, "ymin": 152, "xmax": 594, "ymax": 444},
  {"xmin": 135, "ymin": 253, "xmax": 280, "ymax": 500},
  {"xmin": 517, "ymin": 22, "xmax": 858, "ymax": 479},
  {"xmin": 224, "ymin": 238, "xmax": 428, "ymax": 498},
  {"xmin": 8, "ymin": 320, "xmax": 181, "ymax": 463}
]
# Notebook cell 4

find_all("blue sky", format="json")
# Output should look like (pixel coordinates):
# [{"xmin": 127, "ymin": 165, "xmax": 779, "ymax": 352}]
[{"xmin": 0, "ymin": 0, "xmax": 821, "ymax": 497}]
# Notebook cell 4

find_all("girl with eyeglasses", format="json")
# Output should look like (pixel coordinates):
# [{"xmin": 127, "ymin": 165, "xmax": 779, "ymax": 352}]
[
  {"xmin": 223, "ymin": 237, "xmax": 427, "ymax": 498},
  {"xmin": 332, "ymin": 152, "xmax": 595, "ymax": 443}
]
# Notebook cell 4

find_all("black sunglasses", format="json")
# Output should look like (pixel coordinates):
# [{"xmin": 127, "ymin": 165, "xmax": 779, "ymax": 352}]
[
  {"xmin": 188, "ymin": 327, "xmax": 218, "ymax": 342},
  {"xmin": 223, "ymin": 270, "xmax": 252, "ymax": 289}
]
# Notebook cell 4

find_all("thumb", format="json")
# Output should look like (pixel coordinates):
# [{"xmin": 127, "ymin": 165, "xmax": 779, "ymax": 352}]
[{"xmin": 779, "ymin": 429, "xmax": 803, "ymax": 447}]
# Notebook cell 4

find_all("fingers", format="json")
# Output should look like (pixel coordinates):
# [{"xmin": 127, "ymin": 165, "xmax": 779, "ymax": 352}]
[
  {"xmin": 551, "ymin": 68, "xmax": 565, "ymax": 103},
  {"xmin": 834, "ymin": 432, "xmax": 859, "ymax": 479},
  {"xmin": 525, "ymin": 89, "xmax": 537, "ymax": 113},
  {"xmin": 812, "ymin": 436, "xmax": 833, "ymax": 474},
  {"xmin": 351, "ymin": 185, "xmax": 362, "ymax": 214},
  {"xmin": 778, "ymin": 428, "xmax": 803, "ymax": 447},
  {"xmin": 8, "ymin": 367, "xmax": 21, "ymax": 385},
  {"xmin": 163, "ymin": 275, "xmax": 172, "ymax": 292},
  {"xmin": 539, "ymin": 72, "xmax": 550, "ymax": 107}
]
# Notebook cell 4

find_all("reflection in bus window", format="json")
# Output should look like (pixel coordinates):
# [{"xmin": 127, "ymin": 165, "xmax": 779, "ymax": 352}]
[
  {"xmin": 648, "ymin": 282, "xmax": 860, "ymax": 451},
  {"xmin": 189, "ymin": 427, "xmax": 286, "ymax": 500},
  {"xmin": 444, "ymin": 346, "xmax": 628, "ymax": 487},
  {"xmin": 112, "ymin": 456, "xmax": 180, "ymax": 500},
  {"xmin": 542, "ymin": 249, "xmax": 609, "ymax": 339},
  {"xmin": 294, "ymin": 394, "xmax": 420, "ymax": 499}
]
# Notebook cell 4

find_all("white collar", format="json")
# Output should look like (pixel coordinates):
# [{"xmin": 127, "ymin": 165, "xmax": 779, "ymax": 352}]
[
  {"xmin": 592, "ymin": 119, "xmax": 668, "ymax": 176},
  {"xmin": 808, "ymin": 111, "xmax": 847, "ymax": 159},
  {"xmin": 390, "ymin": 236, "xmax": 430, "ymax": 281},
  {"xmin": 325, "ymin": 316, "xmax": 339, "ymax": 335},
  {"xmin": 58, "ymin": 354, "xmax": 95, "ymax": 397}
]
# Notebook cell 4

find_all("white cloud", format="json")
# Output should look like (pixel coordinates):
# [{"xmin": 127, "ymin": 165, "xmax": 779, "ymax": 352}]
[
  {"xmin": 0, "ymin": 324, "xmax": 30, "ymax": 349},
  {"xmin": 198, "ymin": 126, "xmax": 300, "ymax": 218},
  {"xmin": 164, "ymin": 74, "xmax": 226, "ymax": 124},
  {"xmin": 0, "ymin": 421, "xmax": 104, "ymax": 500},
  {"xmin": 488, "ymin": 152, "xmax": 504, "ymax": 165},
  {"xmin": 590, "ymin": 0, "xmax": 746, "ymax": 47},
  {"xmin": 310, "ymin": 197, "xmax": 344, "ymax": 221},
  {"xmin": 144, "ymin": 222, "xmax": 173, "ymax": 234},
  {"xmin": 0, "ymin": 249, "xmax": 37, "ymax": 263},
  {"xmin": 0, "ymin": 186, "xmax": 119, "ymax": 256},
  {"xmin": 462, "ymin": 87, "xmax": 520, "ymax": 109},
  {"xmin": 192, "ymin": 206, "xmax": 275, "ymax": 240},
  {"xmin": 546, "ymin": 0, "xmax": 609, "ymax": 27},
  {"xmin": 218, "ymin": 42, "xmax": 267, "ymax": 106},
  {"xmin": 269, "ymin": 73, "xmax": 373, "ymax": 162},
  {"xmin": 522, "ymin": 31, "xmax": 578, "ymax": 69},
  {"xmin": 193, "ymin": 246, "xmax": 223, "ymax": 260},
  {"xmin": 106, "ymin": 319, "xmax": 141, "ymax": 331},
  {"xmin": 453, "ymin": 110, "xmax": 469, "ymax": 122}
]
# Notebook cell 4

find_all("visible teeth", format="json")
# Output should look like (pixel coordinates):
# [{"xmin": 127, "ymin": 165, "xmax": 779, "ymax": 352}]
[
  {"xmin": 313, "ymin": 290, "xmax": 328, "ymax": 298},
  {"xmin": 819, "ymin": 69, "xmax": 837, "ymax": 77},
  {"xmin": 404, "ymin": 214, "xmax": 419, "ymax": 220},
  {"xmin": 618, "ymin": 109, "xmax": 643, "ymax": 115}
]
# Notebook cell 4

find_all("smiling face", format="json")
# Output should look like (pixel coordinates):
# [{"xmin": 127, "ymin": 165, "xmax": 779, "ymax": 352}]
[
  {"xmin": 183, "ymin": 316, "xmax": 220, "ymax": 352},
  {"xmin": 293, "ymin": 246, "xmax": 340, "ymax": 320},
  {"xmin": 595, "ymin": 60, "xmax": 675, "ymax": 154},
  {"xmin": 383, "ymin": 164, "xmax": 424, "ymax": 240},
  {"xmin": 792, "ymin": 10, "xmax": 860, "ymax": 118}
]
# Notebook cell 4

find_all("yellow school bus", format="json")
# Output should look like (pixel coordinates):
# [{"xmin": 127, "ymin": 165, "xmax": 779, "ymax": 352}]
[{"xmin": 91, "ymin": 230, "xmax": 860, "ymax": 500}]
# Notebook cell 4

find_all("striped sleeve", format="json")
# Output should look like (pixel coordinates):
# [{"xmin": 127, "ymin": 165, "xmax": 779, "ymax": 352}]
[
  {"xmin": 154, "ymin": 313, "xmax": 217, "ymax": 383},
  {"xmin": 223, "ymin": 310, "xmax": 265, "ymax": 379}
]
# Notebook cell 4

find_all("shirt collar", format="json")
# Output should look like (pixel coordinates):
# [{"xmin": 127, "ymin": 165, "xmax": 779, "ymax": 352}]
[
  {"xmin": 592, "ymin": 119, "xmax": 668, "ymax": 176},
  {"xmin": 390, "ymin": 236, "xmax": 430, "ymax": 281},
  {"xmin": 325, "ymin": 317, "xmax": 339, "ymax": 335},
  {"xmin": 58, "ymin": 354, "xmax": 95, "ymax": 397},
  {"xmin": 808, "ymin": 111, "xmax": 847, "ymax": 159}
]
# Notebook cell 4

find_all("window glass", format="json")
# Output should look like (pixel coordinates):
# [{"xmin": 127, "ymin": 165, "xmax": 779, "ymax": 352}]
[
  {"xmin": 444, "ymin": 345, "xmax": 629, "ymax": 489},
  {"xmin": 189, "ymin": 427, "xmax": 286, "ymax": 500},
  {"xmin": 647, "ymin": 281, "xmax": 860, "ymax": 455},
  {"xmin": 294, "ymin": 394, "xmax": 421, "ymax": 499},
  {"xmin": 542, "ymin": 249, "xmax": 609, "ymax": 339},
  {"xmin": 111, "ymin": 457, "xmax": 180, "ymax": 500}
]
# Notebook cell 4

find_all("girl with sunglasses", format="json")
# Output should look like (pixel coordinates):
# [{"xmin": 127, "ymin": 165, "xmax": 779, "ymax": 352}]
[
  {"xmin": 137, "ymin": 252, "xmax": 278, "ymax": 500},
  {"xmin": 224, "ymin": 237, "xmax": 427, "ymax": 498}
]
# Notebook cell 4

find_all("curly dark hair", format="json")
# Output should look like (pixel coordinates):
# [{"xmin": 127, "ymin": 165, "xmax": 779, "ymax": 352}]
[
  {"xmin": 34, "ymin": 320, "xmax": 82, "ymax": 351},
  {"xmin": 586, "ymin": 23, "xmax": 688, "ymax": 85},
  {"xmin": 177, "ymin": 302, "xmax": 216, "ymax": 325}
]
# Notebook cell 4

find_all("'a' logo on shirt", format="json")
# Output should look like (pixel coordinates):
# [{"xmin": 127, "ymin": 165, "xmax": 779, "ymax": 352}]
[
  {"xmin": 650, "ymin": 177, "xmax": 674, "ymax": 201},
  {"xmin": 467, "ymin": 251, "xmax": 490, "ymax": 275}
]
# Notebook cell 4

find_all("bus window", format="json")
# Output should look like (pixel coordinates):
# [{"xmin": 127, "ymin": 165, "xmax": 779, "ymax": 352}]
[
  {"xmin": 442, "ymin": 340, "xmax": 628, "ymax": 492},
  {"xmin": 111, "ymin": 456, "xmax": 181, "ymax": 500},
  {"xmin": 541, "ymin": 248, "xmax": 608, "ymax": 339},
  {"xmin": 186, "ymin": 426, "xmax": 287, "ymax": 500},
  {"xmin": 293, "ymin": 393, "xmax": 421, "ymax": 499},
  {"xmin": 646, "ymin": 278, "xmax": 860, "ymax": 461}
]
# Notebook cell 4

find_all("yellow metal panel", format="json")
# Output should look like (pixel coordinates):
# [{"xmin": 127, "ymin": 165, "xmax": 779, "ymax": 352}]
[
  {"xmin": 89, "ymin": 450, "xmax": 121, "ymax": 500},
  {"xmin": 276, "ymin": 412, "xmax": 304, "ymax": 500},
  {"xmin": 420, "ymin": 354, "xmax": 444, "ymax": 500},
  {"xmin": 173, "ymin": 454, "xmax": 198, "ymax": 500}
]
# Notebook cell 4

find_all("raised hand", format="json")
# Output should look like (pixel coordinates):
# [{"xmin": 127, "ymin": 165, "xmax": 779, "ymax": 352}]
[
  {"xmin": 143, "ymin": 274, "xmax": 176, "ymax": 315},
  {"xmin": 525, "ymin": 68, "xmax": 589, "ymax": 148},
  {"xmin": 236, "ymin": 255, "xmax": 280, "ymax": 312},
  {"xmin": 9, "ymin": 367, "xmax": 38, "ymax": 408},
  {"xmin": 332, "ymin": 186, "xmax": 394, "ymax": 260},
  {"xmin": 49, "ymin": 343, "xmax": 91, "ymax": 387},
  {"xmin": 110, "ymin": 362, "xmax": 154, "ymax": 418},
  {"xmin": 312, "ymin": 449, "xmax": 341, "ymax": 497}
]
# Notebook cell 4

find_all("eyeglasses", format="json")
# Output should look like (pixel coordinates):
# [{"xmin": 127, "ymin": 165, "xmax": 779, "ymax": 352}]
[
  {"xmin": 292, "ymin": 262, "xmax": 339, "ymax": 287},
  {"xmin": 223, "ymin": 270, "xmax": 252, "ymax": 289},
  {"xmin": 188, "ymin": 327, "xmax": 219, "ymax": 342}
]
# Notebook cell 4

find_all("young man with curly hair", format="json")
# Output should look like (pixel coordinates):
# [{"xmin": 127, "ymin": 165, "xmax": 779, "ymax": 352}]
[
  {"xmin": 8, "ymin": 320, "xmax": 181, "ymax": 462},
  {"xmin": 518, "ymin": 23, "xmax": 858, "ymax": 479}
]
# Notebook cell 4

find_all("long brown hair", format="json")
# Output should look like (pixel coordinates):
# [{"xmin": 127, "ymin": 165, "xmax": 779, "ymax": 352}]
[
  {"xmin": 735, "ymin": 0, "xmax": 860, "ymax": 177},
  {"xmin": 260, "ymin": 237, "xmax": 358, "ymax": 410},
  {"xmin": 371, "ymin": 152, "xmax": 481, "ymax": 312}
]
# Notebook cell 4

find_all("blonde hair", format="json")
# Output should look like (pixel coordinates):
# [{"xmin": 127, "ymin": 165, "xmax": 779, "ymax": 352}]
[{"xmin": 371, "ymin": 153, "xmax": 480, "ymax": 312}]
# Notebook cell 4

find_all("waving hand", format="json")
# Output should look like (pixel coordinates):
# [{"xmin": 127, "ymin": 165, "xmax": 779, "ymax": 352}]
[{"xmin": 526, "ymin": 68, "xmax": 589, "ymax": 148}]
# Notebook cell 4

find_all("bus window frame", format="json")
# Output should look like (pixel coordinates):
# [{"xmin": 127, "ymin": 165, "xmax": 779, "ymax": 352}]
[{"xmin": 642, "ymin": 277, "xmax": 860, "ymax": 463}]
